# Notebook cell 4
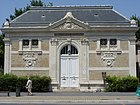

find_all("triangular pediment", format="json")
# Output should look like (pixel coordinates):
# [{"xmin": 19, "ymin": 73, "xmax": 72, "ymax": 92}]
[{"xmin": 48, "ymin": 12, "xmax": 90, "ymax": 31}]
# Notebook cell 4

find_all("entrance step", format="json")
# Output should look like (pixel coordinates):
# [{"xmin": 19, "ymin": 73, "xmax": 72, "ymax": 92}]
[{"xmin": 59, "ymin": 87, "xmax": 80, "ymax": 92}]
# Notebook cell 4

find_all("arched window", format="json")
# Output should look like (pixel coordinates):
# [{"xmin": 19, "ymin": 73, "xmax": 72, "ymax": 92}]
[{"xmin": 61, "ymin": 45, "xmax": 78, "ymax": 55}]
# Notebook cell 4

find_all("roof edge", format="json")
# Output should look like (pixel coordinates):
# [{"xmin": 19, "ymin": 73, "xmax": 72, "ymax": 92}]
[{"xmin": 30, "ymin": 5, "xmax": 113, "ymax": 10}]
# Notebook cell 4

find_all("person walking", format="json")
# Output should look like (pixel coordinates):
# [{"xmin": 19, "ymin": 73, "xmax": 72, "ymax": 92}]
[{"xmin": 26, "ymin": 77, "xmax": 33, "ymax": 96}]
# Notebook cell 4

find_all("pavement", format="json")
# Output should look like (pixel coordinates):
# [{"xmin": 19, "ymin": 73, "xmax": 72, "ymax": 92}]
[{"xmin": 0, "ymin": 92, "xmax": 140, "ymax": 104}]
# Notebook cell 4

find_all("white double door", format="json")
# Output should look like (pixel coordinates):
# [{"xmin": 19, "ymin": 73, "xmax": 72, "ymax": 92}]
[{"xmin": 61, "ymin": 55, "xmax": 79, "ymax": 87}]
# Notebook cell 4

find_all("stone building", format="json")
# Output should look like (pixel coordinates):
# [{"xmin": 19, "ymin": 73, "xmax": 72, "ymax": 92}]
[{"xmin": 1, "ymin": 6, "xmax": 138, "ymax": 91}]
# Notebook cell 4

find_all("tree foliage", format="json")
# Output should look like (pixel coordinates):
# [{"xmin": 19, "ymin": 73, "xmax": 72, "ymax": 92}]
[
  {"xmin": 31, "ymin": 0, "xmax": 44, "ymax": 6},
  {"xmin": 130, "ymin": 15, "xmax": 140, "ymax": 39},
  {"xmin": 0, "ymin": 34, "xmax": 4, "ymax": 69},
  {"xmin": 105, "ymin": 75, "xmax": 138, "ymax": 92},
  {"xmin": 10, "ymin": 0, "xmax": 53, "ymax": 20}
]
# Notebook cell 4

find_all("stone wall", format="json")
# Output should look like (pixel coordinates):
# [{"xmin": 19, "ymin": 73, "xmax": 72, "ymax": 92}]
[
  {"xmin": 11, "ymin": 70, "xmax": 49, "ymax": 76},
  {"xmin": 89, "ymin": 53, "xmax": 129, "ymax": 67},
  {"xmin": 35, "ymin": 54, "xmax": 49, "ymax": 67},
  {"xmin": 42, "ymin": 40, "xmax": 49, "ymax": 51},
  {"xmin": 113, "ymin": 53, "xmax": 129, "ymax": 67},
  {"xmin": 89, "ymin": 70, "xmax": 129, "ymax": 80},
  {"xmin": 120, "ymin": 41, "xmax": 129, "ymax": 50},
  {"xmin": 89, "ymin": 41, "xmax": 97, "ymax": 50},
  {"xmin": 11, "ymin": 54, "xmax": 49, "ymax": 68},
  {"xmin": 89, "ymin": 53, "xmax": 104, "ymax": 67},
  {"xmin": 11, "ymin": 40, "xmax": 19, "ymax": 51},
  {"xmin": 11, "ymin": 54, "xmax": 25, "ymax": 67}
]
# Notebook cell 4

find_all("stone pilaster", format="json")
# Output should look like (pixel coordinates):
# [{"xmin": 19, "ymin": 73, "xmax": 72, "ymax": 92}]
[
  {"xmin": 49, "ymin": 38, "xmax": 58, "ymax": 81},
  {"xmin": 3, "ymin": 38, "xmax": 11, "ymax": 74},
  {"xmin": 129, "ymin": 39, "xmax": 136, "ymax": 76},
  {"xmin": 81, "ymin": 38, "xmax": 89, "ymax": 81}
]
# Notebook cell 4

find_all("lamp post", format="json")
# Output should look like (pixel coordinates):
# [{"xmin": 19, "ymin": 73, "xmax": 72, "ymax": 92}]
[{"xmin": 102, "ymin": 72, "xmax": 107, "ymax": 87}]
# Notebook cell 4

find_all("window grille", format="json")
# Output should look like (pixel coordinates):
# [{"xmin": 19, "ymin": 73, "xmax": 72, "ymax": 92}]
[{"xmin": 61, "ymin": 45, "xmax": 78, "ymax": 55}]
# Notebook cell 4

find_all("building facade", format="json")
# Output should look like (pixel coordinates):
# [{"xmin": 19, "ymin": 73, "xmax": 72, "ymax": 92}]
[{"xmin": 1, "ymin": 6, "xmax": 138, "ymax": 91}]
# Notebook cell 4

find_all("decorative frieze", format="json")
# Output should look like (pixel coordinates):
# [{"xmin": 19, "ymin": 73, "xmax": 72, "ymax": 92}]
[
  {"xmin": 51, "ymin": 38, "xmax": 58, "ymax": 46},
  {"xmin": 58, "ymin": 22, "xmax": 83, "ymax": 30},
  {"xmin": 81, "ymin": 38, "xmax": 89, "ymax": 45},
  {"xmin": 101, "ymin": 52, "xmax": 116, "ymax": 67},
  {"xmin": 23, "ymin": 52, "xmax": 37, "ymax": 67}
]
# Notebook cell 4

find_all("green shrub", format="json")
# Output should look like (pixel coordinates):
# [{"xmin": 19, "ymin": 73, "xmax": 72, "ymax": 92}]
[
  {"xmin": 0, "ymin": 74, "xmax": 52, "ymax": 92},
  {"xmin": 17, "ymin": 76, "xmax": 28, "ymax": 92},
  {"xmin": 0, "ymin": 74, "xmax": 18, "ymax": 91},
  {"xmin": 30, "ymin": 75, "xmax": 52, "ymax": 92},
  {"xmin": 105, "ymin": 75, "xmax": 138, "ymax": 92}
]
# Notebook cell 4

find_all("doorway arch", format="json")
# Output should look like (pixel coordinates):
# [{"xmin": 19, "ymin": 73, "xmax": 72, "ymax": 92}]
[{"xmin": 60, "ymin": 44, "xmax": 79, "ymax": 87}]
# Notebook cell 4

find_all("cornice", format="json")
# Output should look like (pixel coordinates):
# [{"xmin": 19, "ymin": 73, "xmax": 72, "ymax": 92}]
[{"xmin": 1, "ymin": 26, "xmax": 138, "ymax": 33}]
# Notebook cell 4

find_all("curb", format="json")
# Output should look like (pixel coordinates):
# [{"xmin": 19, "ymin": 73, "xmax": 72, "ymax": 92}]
[{"xmin": 0, "ymin": 100, "xmax": 140, "ymax": 104}]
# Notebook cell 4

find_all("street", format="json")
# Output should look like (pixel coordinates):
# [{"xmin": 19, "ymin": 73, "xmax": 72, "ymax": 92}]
[
  {"xmin": 0, "ymin": 92, "xmax": 140, "ymax": 105},
  {"xmin": 0, "ymin": 103, "xmax": 140, "ymax": 105}
]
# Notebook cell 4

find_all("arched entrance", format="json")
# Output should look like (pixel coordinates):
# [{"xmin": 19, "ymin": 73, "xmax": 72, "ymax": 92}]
[{"xmin": 60, "ymin": 44, "xmax": 79, "ymax": 87}]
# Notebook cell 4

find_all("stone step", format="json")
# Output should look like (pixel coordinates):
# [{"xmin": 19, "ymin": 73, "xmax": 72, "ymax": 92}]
[{"xmin": 59, "ymin": 87, "xmax": 80, "ymax": 92}]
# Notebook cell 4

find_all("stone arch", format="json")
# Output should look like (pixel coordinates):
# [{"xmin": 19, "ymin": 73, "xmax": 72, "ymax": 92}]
[{"xmin": 57, "ymin": 40, "xmax": 80, "ymax": 88}]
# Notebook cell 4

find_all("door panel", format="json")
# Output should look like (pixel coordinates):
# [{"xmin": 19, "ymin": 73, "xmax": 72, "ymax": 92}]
[
  {"xmin": 69, "ymin": 58, "xmax": 79, "ymax": 87},
  {"xmin": 61, "ymin": 57, "xmax": 69, "ymax": 87},
  {"xmin": 61, "ymin": 56, "xmax": 79, "ymax": 87}
]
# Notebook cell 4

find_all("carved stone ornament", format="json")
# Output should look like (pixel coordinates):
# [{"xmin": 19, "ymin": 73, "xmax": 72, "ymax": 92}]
[
  {"xmin": 101, "ymin": 52, "xmax": 116, "ymax": 67},
  {"xmin": 51, "ymin": 38, "xmax": 58, "ymax": 46},
  {"xmin": 58, "ymin": 22, "xmax": 83, "ymax": 30},
  {"xmin": 81, "ymin": 38, "xmax": 89, "ymax": 45},
  {"xmin": 23, "ymin": 52, "xmax": 37, "ymax": 67},
  {"xmin": 53, "ymin": 12, "xmax": 85, "ymax": 30},
  {"xmin": 3, "ymin": 19, "xmax": 10, "ymax": 28},
  {"xmin": 130, "ymin": 19, "xmax": 137, "ymax": 27}
]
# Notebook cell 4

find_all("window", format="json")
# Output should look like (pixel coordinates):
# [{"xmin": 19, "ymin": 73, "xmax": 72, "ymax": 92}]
[
  {"xmin": 22, "ymin": 39, "xmax": 40, "ymax": 50},
  {"xmin": 99, "ymin": 38, "xmax": 118, "ymax": 50},
  {"xmin": 23, "ymin": 40, "xmax": 29, "ymax": 46},
  {"xmin": 32, "ymin": 39, "xmax": 38, "ymax": 46},
  {"xmin": 61, "ymin": 45, "xmax": 78, "ymax": 55},
  {"xmin": 19, "ymin": 39, "xmax": 42, "ymax": 54},
  {"xmin": 100, "ymin": 39, "xmax": 107, "ymax": 45},
  {"xmin": 110, "ymin": 39, "xmax": 117, "ymax": 45}
]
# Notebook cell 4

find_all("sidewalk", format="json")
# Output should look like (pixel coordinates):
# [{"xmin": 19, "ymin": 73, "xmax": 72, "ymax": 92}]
[{"xmin": 0, "ymin": 92, "xmax": 140, "ymax": 104}]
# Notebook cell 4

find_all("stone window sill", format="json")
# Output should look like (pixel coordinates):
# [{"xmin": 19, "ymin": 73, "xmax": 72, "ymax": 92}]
[
  {"xmin": 18, "ymin": 50, "xmax": 42, "ymax": 55},
  {"xmin": 96, "ymin": 49, "xmax": 122, "ymax": 54}
]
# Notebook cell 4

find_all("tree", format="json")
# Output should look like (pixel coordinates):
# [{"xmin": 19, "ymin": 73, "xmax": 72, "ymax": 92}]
[
  {"xmin": 31, "ymin": 0, "xmax": 44, "ymax": 6},
  {"xmin": 0, "ymin": 34, "xmax": 4, "ymax": 69},
  {"xmin": 10, "ymin": 0, "xmax": 53, "ymax": 20},
  {"xmin": 10, "ymin": 5, "xmax": 30, "ymax": 20},
  {"xmin": 47, "ymin": 2, "xmax": 53, "ymax": 7},
  {"xmin": 130, "ymin": 15, "xmax": 140, "ymax": 39}
]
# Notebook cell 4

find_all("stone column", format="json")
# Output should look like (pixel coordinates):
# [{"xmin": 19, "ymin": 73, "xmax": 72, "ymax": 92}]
[
  {"xmin": 3, "ymin": 38, "xmax": 11, "ymax": 74},
  {"xmin": 81, "ymin": 38, "xmax": 89, "ymax": 81},
  {"xmin": 129, "ymin": 39, "xmax": 136, "ymax": 76},
  {"xmin": 49, "ymin": 38, "xmax": 58, "ymax": 81}
]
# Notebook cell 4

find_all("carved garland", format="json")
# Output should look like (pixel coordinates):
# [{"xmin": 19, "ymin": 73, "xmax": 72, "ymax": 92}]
[
  {"xmin": 58, "ymin": 22, "xmax": 83, "ymax": 30},
  {"xmin": 23, "ymin": 52, "xmax": 37, "ymax": 67},
  {"xmin": 101, "ymin": 52, "xmax": 116, "ymax": 67}
]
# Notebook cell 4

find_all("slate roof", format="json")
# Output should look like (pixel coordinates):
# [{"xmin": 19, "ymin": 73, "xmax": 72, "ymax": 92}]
[{"xmin": 10, "ymin": 6, "xmax": 130, "ymax": 27}]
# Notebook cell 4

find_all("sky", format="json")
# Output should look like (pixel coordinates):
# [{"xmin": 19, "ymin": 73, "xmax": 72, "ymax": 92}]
[{"xmin": 0, "ymin": 0, "xmax": 140, "ymax": 28}]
